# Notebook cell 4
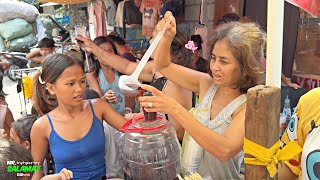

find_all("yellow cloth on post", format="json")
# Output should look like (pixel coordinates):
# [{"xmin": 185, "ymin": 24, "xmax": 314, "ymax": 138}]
[{"xmin": 244, "ymin": 138, "xmax": 302, "ymax": 177}]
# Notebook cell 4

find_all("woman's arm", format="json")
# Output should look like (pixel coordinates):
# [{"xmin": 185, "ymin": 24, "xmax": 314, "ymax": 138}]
[
  {"xmin": 27, "ymin": 49, "xmax": 44, "ymax": 63},
  {"xmin": 153, "ymin": 12, "xmax": 212, "ymax": 94},
  {"xmin": 31, "ymin": 118, "xmax": 49, "ymax": 180},
  {"xmin": 76, "ymin": 36, "xmax": 155, "ymax": 82},
  {"xmin": 160, "ymin": 64, "xmax": 213, "ymax": 95},
  {"xmin": 140, "ymin": 85, "xmax": 245, "ymax": 161},
  {"xmin": 86, "ymin": 71, "xmax": 103, "ymax": 97},
  {"xmin": 281, "ymin": 73, "xmax": 300, "ymax": 89},
  {"xmin": 163, "ymin": 81, "xmax": 191, "ymax": 140}
]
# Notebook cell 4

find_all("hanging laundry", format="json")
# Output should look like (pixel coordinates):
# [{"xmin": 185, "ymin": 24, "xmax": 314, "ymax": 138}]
[
  {"xmin": 140, "ymin": 0, "xmax": 162, "ymax": 37},
  {"xmin": 123, "ymin": 0, "xmax": 142, "ymax": 25},
  {"xmin": 115, "ymin": 0, "xmax": 125, "ymax": 28},
  {"xmin": 105, "ymin": 0, "xmax": 117, "ymax": 26},
  {"xmin": 199, "ymin": 0, "xmax": 208, "ymax": 25},
  {"xmin": 88, "ymin": 1, "xmax": 96, "ymax": 39},
  {"xmin": 94, "ymin": 0, "xmax": 107, "ymax": 36}
]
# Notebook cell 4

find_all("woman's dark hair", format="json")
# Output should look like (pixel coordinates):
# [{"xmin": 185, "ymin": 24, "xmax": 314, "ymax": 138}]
[
  {"xmin": 190, "ymin": 34, "xmax": 203, "ymax": 50},
  {"xmin": 0, "ymin": 138, "xmax": 34, "ymax": 179},
  {"xmin": 38, "ymin": 37, "xmax": 55, "ymax": 48},
  {"xmin": 210, "ymin": 22, "xmax": 265, "ymax": 93},
  {"xmin": 217, "ymin": 13, "xmax": 240, "ymax": 25},
  {"xmin": 171, "ymin": 23, "xmax": 195, "ymax": 70},
  {"xmin": 91, "ymin": 36, "xmax": 118, "ymax": 77},
  {"xmin": 33, "ymin": 53, "xmax": 84, "ymax": 115},
  {"xmin": 108, "ymin": 35, "xmax": 126, "ymax": 46},
  {"xmin": 11, "ymin": 115, "xmax": 37, "ymax": 144}
]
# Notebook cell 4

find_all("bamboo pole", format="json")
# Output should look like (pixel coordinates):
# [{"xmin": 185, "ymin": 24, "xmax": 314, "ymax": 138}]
[{"xmin": 245, "ymin": 85, "xmax": 280, "ymax": 180}]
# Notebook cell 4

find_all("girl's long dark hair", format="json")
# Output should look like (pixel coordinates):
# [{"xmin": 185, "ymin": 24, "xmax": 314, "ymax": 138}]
[{"xmin": 32, "ymin": 54, "xmax": 83, "ymax": 115}]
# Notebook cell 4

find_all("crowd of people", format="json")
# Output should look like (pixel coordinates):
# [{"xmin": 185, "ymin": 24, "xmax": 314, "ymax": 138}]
[{"xmin": 0, "ymin": 10, "xmax": 317, "ymax": 180}]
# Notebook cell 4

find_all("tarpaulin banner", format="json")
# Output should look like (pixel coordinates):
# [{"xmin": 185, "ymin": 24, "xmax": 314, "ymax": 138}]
[{"xmin": 286, "ymin": 0, "xmax": 319, "ymax": 17}]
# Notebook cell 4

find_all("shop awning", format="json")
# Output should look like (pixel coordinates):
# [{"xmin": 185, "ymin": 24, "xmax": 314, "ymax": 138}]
[
  {"xmin": 40, "ymin": 2, "xmax": 59, "ymax": 6},
  {"xmin": 39, "ymin": 0, "xmax": 89, "ymax": 4}
]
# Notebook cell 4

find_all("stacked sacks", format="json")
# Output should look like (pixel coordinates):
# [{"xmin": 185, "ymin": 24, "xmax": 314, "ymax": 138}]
[
  {"xmin": 0, "ymin": 36, "xmax": 4, "ymax": 52},
  {"xmin": 0, "ymin": 1, "xmax": 39, "ymax": 52}
]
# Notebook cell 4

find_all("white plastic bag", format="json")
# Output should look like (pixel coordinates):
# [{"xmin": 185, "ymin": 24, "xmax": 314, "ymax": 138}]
[{"xmin": 0, "ymin": 1, "xmax": 39, "ymax": 23}]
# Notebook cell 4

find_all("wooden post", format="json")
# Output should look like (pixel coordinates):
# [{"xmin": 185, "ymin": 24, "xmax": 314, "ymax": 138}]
[{"xmin": 245, "ymin": 85, "xmax": 280, "ymax": 180}]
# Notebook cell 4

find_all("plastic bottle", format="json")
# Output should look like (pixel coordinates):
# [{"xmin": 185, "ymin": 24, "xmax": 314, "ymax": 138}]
[
  {"xmin": 284, "ymin": 95, "xmax": 291, "ymax": 127},
  {"xmin": 22, "ymin": 74, "xmax": 33, "ymax": 99},
  {"xmin": 280, "ymin": 112, "xmax": 286, "ymax": 136},
  {"xmin": 280, "ymin": 95, "xmax": 291, "ymax": 136}
]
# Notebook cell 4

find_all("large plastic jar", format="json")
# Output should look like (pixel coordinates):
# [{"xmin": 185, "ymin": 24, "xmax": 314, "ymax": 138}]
[{"xmin": 122, "ymin": 114, "xmax": 181, "ymax": 180}]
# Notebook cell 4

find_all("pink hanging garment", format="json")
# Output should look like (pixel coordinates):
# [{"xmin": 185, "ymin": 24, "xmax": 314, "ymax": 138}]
[
  {"xmin": 199, "ymin": 0, "xmax": 208, "ymax": 25},
  {"xmin": 94, "ymin": 0, "xmax": 107, "ymax": 37},
  {"xmin": 88, "ymin": 1, "xmax": 96, "ymax": 39}
]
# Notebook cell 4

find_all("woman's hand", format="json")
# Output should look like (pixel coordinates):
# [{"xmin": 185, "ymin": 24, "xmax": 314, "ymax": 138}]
[
  {"xmin": 58, "ymin": 168, "xmax": 73, "ymax": 180},
  {"xmin": 41, "ymin": 168, "xmax": 73, "ymax": 180},
  {"xmin": 288, "ymin": 82, "xmax": 300, "ymax": 89},
  {"xmin": 138, "ymin": 84, "xmax": 182, "ymax": 115},
  {"xmin": 0, "ymin": 128, "xmax": 8, "ymax": 139},
  {"xmin": 153, "ymin": 11, "xmax": 176, "ymax": 70},
  {"xmin": 75, "ymin": 35, "xmax": 96, "ymax": 53},
  {"xmin": 104, "ymin": 90, "xmax": 117, "ymax": 104},
  {"xmin": 155, "ymin": 11, "xmax": 176, "ymax": 42}
]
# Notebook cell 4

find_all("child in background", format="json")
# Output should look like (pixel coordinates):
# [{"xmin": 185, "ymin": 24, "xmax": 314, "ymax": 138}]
[
  {"xmin": 27, "ymin": 37, "xmax": 55, "ymax": 64},
  {"xmin": 0, "ymin": 138, "xmax": 73, "ymax": 180},
  {"xmin": 9, "ymin": 115, "xmax": 50, "ymax": 175},
  {"xmin": 10, "ymin": 115, "xmax": 37, "ymax": 150}
]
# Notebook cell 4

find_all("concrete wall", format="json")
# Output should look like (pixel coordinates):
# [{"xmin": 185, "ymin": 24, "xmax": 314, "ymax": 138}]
[
  {"xmin": 185, "ymin": 0, "xmax": 215, "ymax": 33},
  {"xmin": 43, "ymin": 6, "xmax": 55, "ymax": 15},
  {"xmin": 184, "ymin": 0, "xmax": 215, "ymax": 59}
]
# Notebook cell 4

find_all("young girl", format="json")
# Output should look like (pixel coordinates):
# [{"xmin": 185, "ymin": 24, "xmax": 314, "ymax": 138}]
[{"xmin": 31, "ymin": 53, "xmax": 127, "ymax": 180}]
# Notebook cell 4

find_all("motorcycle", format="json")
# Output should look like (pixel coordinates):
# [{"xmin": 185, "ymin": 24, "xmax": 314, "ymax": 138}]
[{"xmin": 0, "ymin": 52, "xmax": 29, "ymax": 81}]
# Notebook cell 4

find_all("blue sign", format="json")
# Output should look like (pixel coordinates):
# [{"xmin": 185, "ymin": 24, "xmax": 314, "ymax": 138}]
[{"xmin": 55, "ymin": 16, "xmax": 70, "ymax": 26}]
